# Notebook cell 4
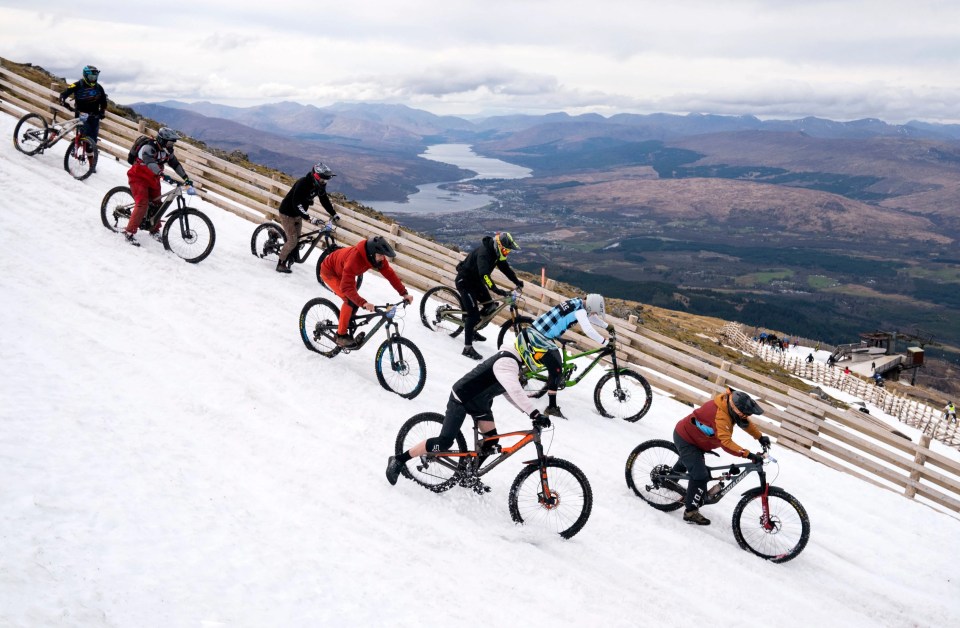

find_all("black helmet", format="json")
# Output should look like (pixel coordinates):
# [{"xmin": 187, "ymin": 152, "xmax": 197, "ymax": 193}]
[
  {"xmin": 729, "ymin": 390, "xmax": 764, "ymax": 427},
  {"xmin": 82, "ymin": 65, "xmax": 100, "ymax": 84},
  {"xmin": 312, "ymin": 162, "xmax": 335, "ymax": 185},
  {"xmin": 365, "ymin": 236, "xmax": 396, "ymax": 267}
]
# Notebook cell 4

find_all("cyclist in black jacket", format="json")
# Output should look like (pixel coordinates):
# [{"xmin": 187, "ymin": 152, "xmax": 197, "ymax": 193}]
[
  {"xmin": 275, "ymin": 162, "xmax": 340, "ymax": 273},
  {"xmin": 386, "ymin": 342, "xmax": 550, "ymax": 487},
  {"xmin": 59, "ymin": 65, "xmax": 107, "ymax": 146},
  {"xmin": 455, "ymin": 232, "xmax": 523, "ymax": 360}
]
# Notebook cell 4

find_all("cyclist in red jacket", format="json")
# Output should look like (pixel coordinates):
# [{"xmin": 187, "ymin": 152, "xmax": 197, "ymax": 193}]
[
  {"xmin": 673, "ymin": 389, "xmax": 769, "ymax": 526},
  {"xmin": 318, "ymin": 236, "xmax": 414, "ymax": 348}
]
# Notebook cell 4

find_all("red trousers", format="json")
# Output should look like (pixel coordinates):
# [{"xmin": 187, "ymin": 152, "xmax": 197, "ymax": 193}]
[{"xmin": 126, "ymin": 164, "xmax": 161, "ymax": 235}]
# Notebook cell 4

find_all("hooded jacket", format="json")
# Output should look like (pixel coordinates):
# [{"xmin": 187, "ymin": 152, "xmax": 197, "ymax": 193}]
[
  {"xmin": 456, "ymin": 236, "xmax": 520, "ymax": 296},
  {"xmin": 320, "ymin": 239, "xmax": 407, "ymax": 307}
]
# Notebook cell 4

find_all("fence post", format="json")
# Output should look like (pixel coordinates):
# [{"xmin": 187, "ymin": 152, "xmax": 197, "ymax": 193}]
[
  {"xmin": 714, "ymin": 360, "xmax": 731, "ymax": 386},
  {"xmin": 905, "ymin": 434, "xmax": 932, "ymax": 499}
]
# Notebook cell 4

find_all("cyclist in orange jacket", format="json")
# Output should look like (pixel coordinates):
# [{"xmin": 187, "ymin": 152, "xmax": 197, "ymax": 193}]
[
  {"xmin": 318, "ymin": 236, "xmax": 413, "ymax": 348},
  {"xmin": 672, "ymin": 389, "xmax": 769, "ymax": 526}
]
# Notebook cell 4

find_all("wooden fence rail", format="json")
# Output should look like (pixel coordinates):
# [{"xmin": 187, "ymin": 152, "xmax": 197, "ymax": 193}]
[{"xmin": 3, "ymin": 62, "xmax": 960, "ymax": 514}]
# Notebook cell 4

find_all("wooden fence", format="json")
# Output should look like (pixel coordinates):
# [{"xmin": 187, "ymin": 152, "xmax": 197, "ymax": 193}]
[{"xmin": 3, "ymin": 62, "xmax": 960, "ymax": 514}]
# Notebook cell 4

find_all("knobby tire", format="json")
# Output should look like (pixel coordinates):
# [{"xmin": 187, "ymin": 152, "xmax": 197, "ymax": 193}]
[
  {"xmin": 375, "ymin": 336, "xmax": 427, "ymax": 399},
  {"xmin": 394, "ymin": 413, "xmax": 467, "ymax": 493},
  {"xmin": 508, "ymin": 458, "xmax": 593, "ymax": 539}
]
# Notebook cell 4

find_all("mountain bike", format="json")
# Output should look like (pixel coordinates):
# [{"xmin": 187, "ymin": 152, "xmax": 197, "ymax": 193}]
[
  {"xmin": 100, "ymin": 180, "xmax": 217, "ymax": 264},
  {"xmin": 420, "ymin": 286, "xmax": 531, "ymax": 347},
  {"xmin": 520, "ymin": 329, "xmax": 653, "ymax": 422},
  {"xmin": 249, "ymin": 218, "xmax": 363, "ymax": 289},
  {"xmin": 394, "ymin": 411, "xmax": 593, "ymax": 539},
  {"xmin": 299, "ymin": 299, "xmax": 426, "ymax": 398},
  {"xmin": 12, "ymin": 110, "xmax": 99, "ymax": 180},
  {"xmin": 624, "ymin": 440, "xmax": 810, "ymax": 563}
]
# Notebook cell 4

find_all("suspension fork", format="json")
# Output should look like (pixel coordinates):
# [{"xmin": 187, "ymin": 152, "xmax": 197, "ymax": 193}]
[
  {"xmin": 532, "ymin": 437, "xmax": 558, "ymax": 506},
  {"xmin": 757, "ymin": 472, "xmax": 774, "ymax": 530}
]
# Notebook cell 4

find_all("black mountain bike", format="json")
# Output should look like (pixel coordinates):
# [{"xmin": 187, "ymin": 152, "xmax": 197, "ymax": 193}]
[
  {"xmin": 420, "ymin": 287, "xmax": 531, "ymax": 347},
  {"xmin": 394, "ymin": 412, "xmax": 593, "ymax": 539},
  {"xmin": 100, "ymin": 181, "xmax": 216, "ymax": 264},
  {"xmin": 625, "ymin": 440, "xmax": 810, "ymax": 563},
  {"xmin": 520, "ymin": 329, "xmax": 653, "ymax": 422},
  {"xmin": 249, "ymin": 218, "xmax": 362, "ymax": 289},
  {"xmin": 13, "ymin": 110, "xmax": 98, "ymax": 180},
  {"xmin": 299, "ymin": 299, "xmax": 426, "ymax": 399}
]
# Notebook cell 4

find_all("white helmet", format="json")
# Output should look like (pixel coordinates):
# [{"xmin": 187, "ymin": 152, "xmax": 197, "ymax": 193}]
[{"xmin": 585, "ymin": 293, "xmax": 605, "ymax": 321}]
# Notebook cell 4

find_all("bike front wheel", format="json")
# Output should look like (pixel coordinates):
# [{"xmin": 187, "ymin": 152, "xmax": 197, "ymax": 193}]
[
  {"xmin": 732, "ymin": 487, "xmax": 810, "ymax": 563},
  {"xmin": 508, "ymin": 458, "xmax": 593, "ymax": 539},
  {"xmin": 250, "ymin": 222, "xmax": 287, "ymax": 260},
  {"xmin": 419, "ymin": 286, "xmax": 464, "ymax": 337},
  {"xmin": 63, "ymin": 137, "xmax": 98, "ymax": 180},
  {"xmin": 299, "ymin": 297, "xmax": 342, "ymax": 357},
  {"xmin": 13, "ymin": 113, "xmax": 49, "ymax": 156},
  {"xmin": 624, "ymin": 439, "xmax": 685, "ymax": 512},
  {"xmin": 496, "ymin": 314, "xmax": 534, "ymax": 349},
  {"xmin": 162, "ymin": 208, "xmax": 216, "ymax": 263},
  {"xmin": 594, "ymin": 369, "xmax": 653, "ymax": 422},
  {"xmin": 375, "ymin": 336, "xmax": 427, "ymax": 399},
  {"xmin": 394, "ymin": 412, "xmax": 467, "ymax": 493},
  {"xmin": 315, "ymin": 245, "xmax": 363, "ymax": 290},
  {"xmin": 100, "ymin": 186, "xmax": 135, "ymax": 232}
]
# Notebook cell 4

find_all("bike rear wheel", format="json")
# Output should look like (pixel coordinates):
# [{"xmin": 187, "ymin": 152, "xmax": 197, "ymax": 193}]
[
  {"xmin": 594, "ymin": 369, "xmax": 653, "ymax": 422},
  {"xmin": 250, "ymin": 222, "xmax": 287, "ymax": 260},
  {"xmin": 375, "ymin": 336, "xmax": 427, "ymax": 399},
  {"xmin": 732, "ymin": 487, "xmax": 810, "ymax": 563},
  {"xmin": 420, "ymin": 286, "xmax": 464, "ymax": 337},
  {"xmin": 100, "ymin": 186, "xmax": 135, "ymax": 232},
  {"xmin": 64, "ymin": 137, "xmax": 98, "ymax": 180},
  {"xmin": 13, "ymin": 113, "xmax": 49, "ymax": 156},
  {"xmin": 394, "ymin": 412, "xmax": 467, "ymax": 493},
  {"xmin": 163, "ymin": 208, "xmax": 216, "ymax": 263},
  {"xmin": 496, "ymin": 314, "xmax": 534, "ymax": 349},
  {"xmin": 624, "ymin": 439, "xmax": 685, "ymax": 512},
  {"xmin": 315, "ymin": 245, "xmax": 363, "ymax": 290},
  {"xmin": 508, "ymin": 458, "xmax": 593, "ymax": 539},
  {"xmin": 299, "ymin": 297, "xmax": 342, "ymax": 357}
]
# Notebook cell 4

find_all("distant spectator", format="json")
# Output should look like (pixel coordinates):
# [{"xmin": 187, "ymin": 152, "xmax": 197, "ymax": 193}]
[
  {"xmin": 945, "ymin": 402, "xmax": 957, "ymax": 423},
  {"xmin": 805, "ymin": 353, "xmax": 814, "ymax": 364},
  {"xmin": 843, "ymin": 366, "xmax": 851, "ymax": 376},
  {"xmin": 827, "ymin": 355, "xmax": 837, "ymax": 367},
  {"xmin": 873, "ymin": 372, "xmax": 884, "ymax": 387}
]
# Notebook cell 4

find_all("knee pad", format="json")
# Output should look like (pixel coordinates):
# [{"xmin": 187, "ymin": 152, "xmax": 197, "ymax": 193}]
[{"xmin": 426, "ymin": 435, "xmax": 455, "ymax": 453}]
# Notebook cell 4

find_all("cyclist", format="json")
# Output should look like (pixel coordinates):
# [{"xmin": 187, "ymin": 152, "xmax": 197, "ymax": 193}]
[
  {"xmin": 275, "ymin": 162, "xmax": 340, "ymax": 274},
  {"xmin": 530, "ymin": 294, "xmax": 610, "ymax": 419},
  {"xmin": 455, "ymin": 232, "xmax": 524, "ymax": 360},
  {"xmin": 319, "ymin": 236, "xmax": 414, "ymax": 348},
  {"xmin": 386, "ymin": 329, "xmax": 551, "ymax": 486},
  {"xmin": 945, "ymin": 401, "xmax": 957, "ymax": 423},
  {"xmin": 59, "ymin": 65, "xmax": 107, "ymax": 169},
  {"xmin": 672, "ymin": 389, "xmax": 769, "ymax": 526},
  {"xmin": 123, "ymin": 127, "xmax": 194, "ymax": 246}
]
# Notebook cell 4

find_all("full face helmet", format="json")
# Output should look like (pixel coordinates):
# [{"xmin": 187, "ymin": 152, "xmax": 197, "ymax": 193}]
[
  {"xmin": 82, "ymin": 65, "xmax": 100, "ymax": 84},
  {"xmin": 365, "ymin": 236, "xmax": 396, "ymax": 268},
  {"xmin": 157, "ymin": 127, "xmax": 180, "ymax": 149},
  {"xmin": 494, "ymin": 232, "xmax": 519, "ymax": 260},
  {"xmin": 585, "ymin": 293, "xmax": 606, "ymax": 322},
  {"xmin": 515, "ymin": 327, "xmax": 555, "ymax": 372},
  {"xmin": 728, "ymin": 389, "xmax": 764, "ymax": 428},
  {"xmin": 312, "ymin": 162, "xmax": 335, "ymax": 186}
]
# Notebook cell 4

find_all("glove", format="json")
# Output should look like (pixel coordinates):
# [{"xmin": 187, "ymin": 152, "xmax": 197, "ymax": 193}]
[
  {"xmin": 747, "ymin": 452, "xmax": 764, "ymax": 465},
  {"xmin": 758, "ymin": 435, "xmax": 771, "ymax": 449},
  {"xmin": 606, "ymin": 323, "xmax": 615, "ymax": 333},
  {"xmin": 310, "ymin": 216, "xmax": 323, "ymax": 226},
  {"xmin": 162, "ymin": 174, "xmax": 176, "ymax": 184},
  {"xmin": 182, "ymin": 177, "xmax": 194, "ymax": 187},
  {"xmin": 516, "ymin": 281, "xmax": 524, "ymax": 290},
  {"xmin": 530, "ymin": 409, "xmax": 551, "ymax": 429},
  {"xmin": 332, "ymin": 214, "xmax": 341, "ymax": 222},
  {"xmin": 98, "ymin": 112, "xmax": 106, "ymax": 120}
]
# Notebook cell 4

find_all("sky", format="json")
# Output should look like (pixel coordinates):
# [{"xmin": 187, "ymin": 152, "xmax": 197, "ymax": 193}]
[
  {"xmin": 3, "ymin": 1, "xmax": 960, "ymax": 123},
  {"xmin": 2, "ymin": 110, "xmax": 960, "ymax": 627}
]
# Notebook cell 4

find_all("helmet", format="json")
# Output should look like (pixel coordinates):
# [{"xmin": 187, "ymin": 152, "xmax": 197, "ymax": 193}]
[
  {"xmin": 494, "ymin": 232, "xmax": 519, "ymax": 259},
  {"xmin": 82, "ymin": 65, "xmax": 100, "ymax": 83},
  {"xmin": 157, "ymin": 127, "xmax": 179, "ymax": 147},
  {"xmin": 365, "ymin": 236, "xmax": 396, "ymax": 266},
  {"xmin": 729, "ymin": 390, "xmax": 764, "ymax": 426},
  {"xmin": 584, "ymin": 293, "xmax": 605, "ymax": 321},
  {"xmin": 312, "ymin": 162, "xmax": 335, "ymax": 185},
  {"xmin": 515, "ymin": 327, "xmax": 555, "ymax": 372}
]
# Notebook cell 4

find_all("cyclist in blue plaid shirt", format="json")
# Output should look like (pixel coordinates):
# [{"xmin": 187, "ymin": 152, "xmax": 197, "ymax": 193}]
[{"xmin": 531, "ymin": 294, "xmax": 610, "ymax": 419}]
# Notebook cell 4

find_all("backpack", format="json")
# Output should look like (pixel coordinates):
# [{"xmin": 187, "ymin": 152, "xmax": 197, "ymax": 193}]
[{"xmin": 127, "ymin": 135, "xmax": 153, "ymax": 165}]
